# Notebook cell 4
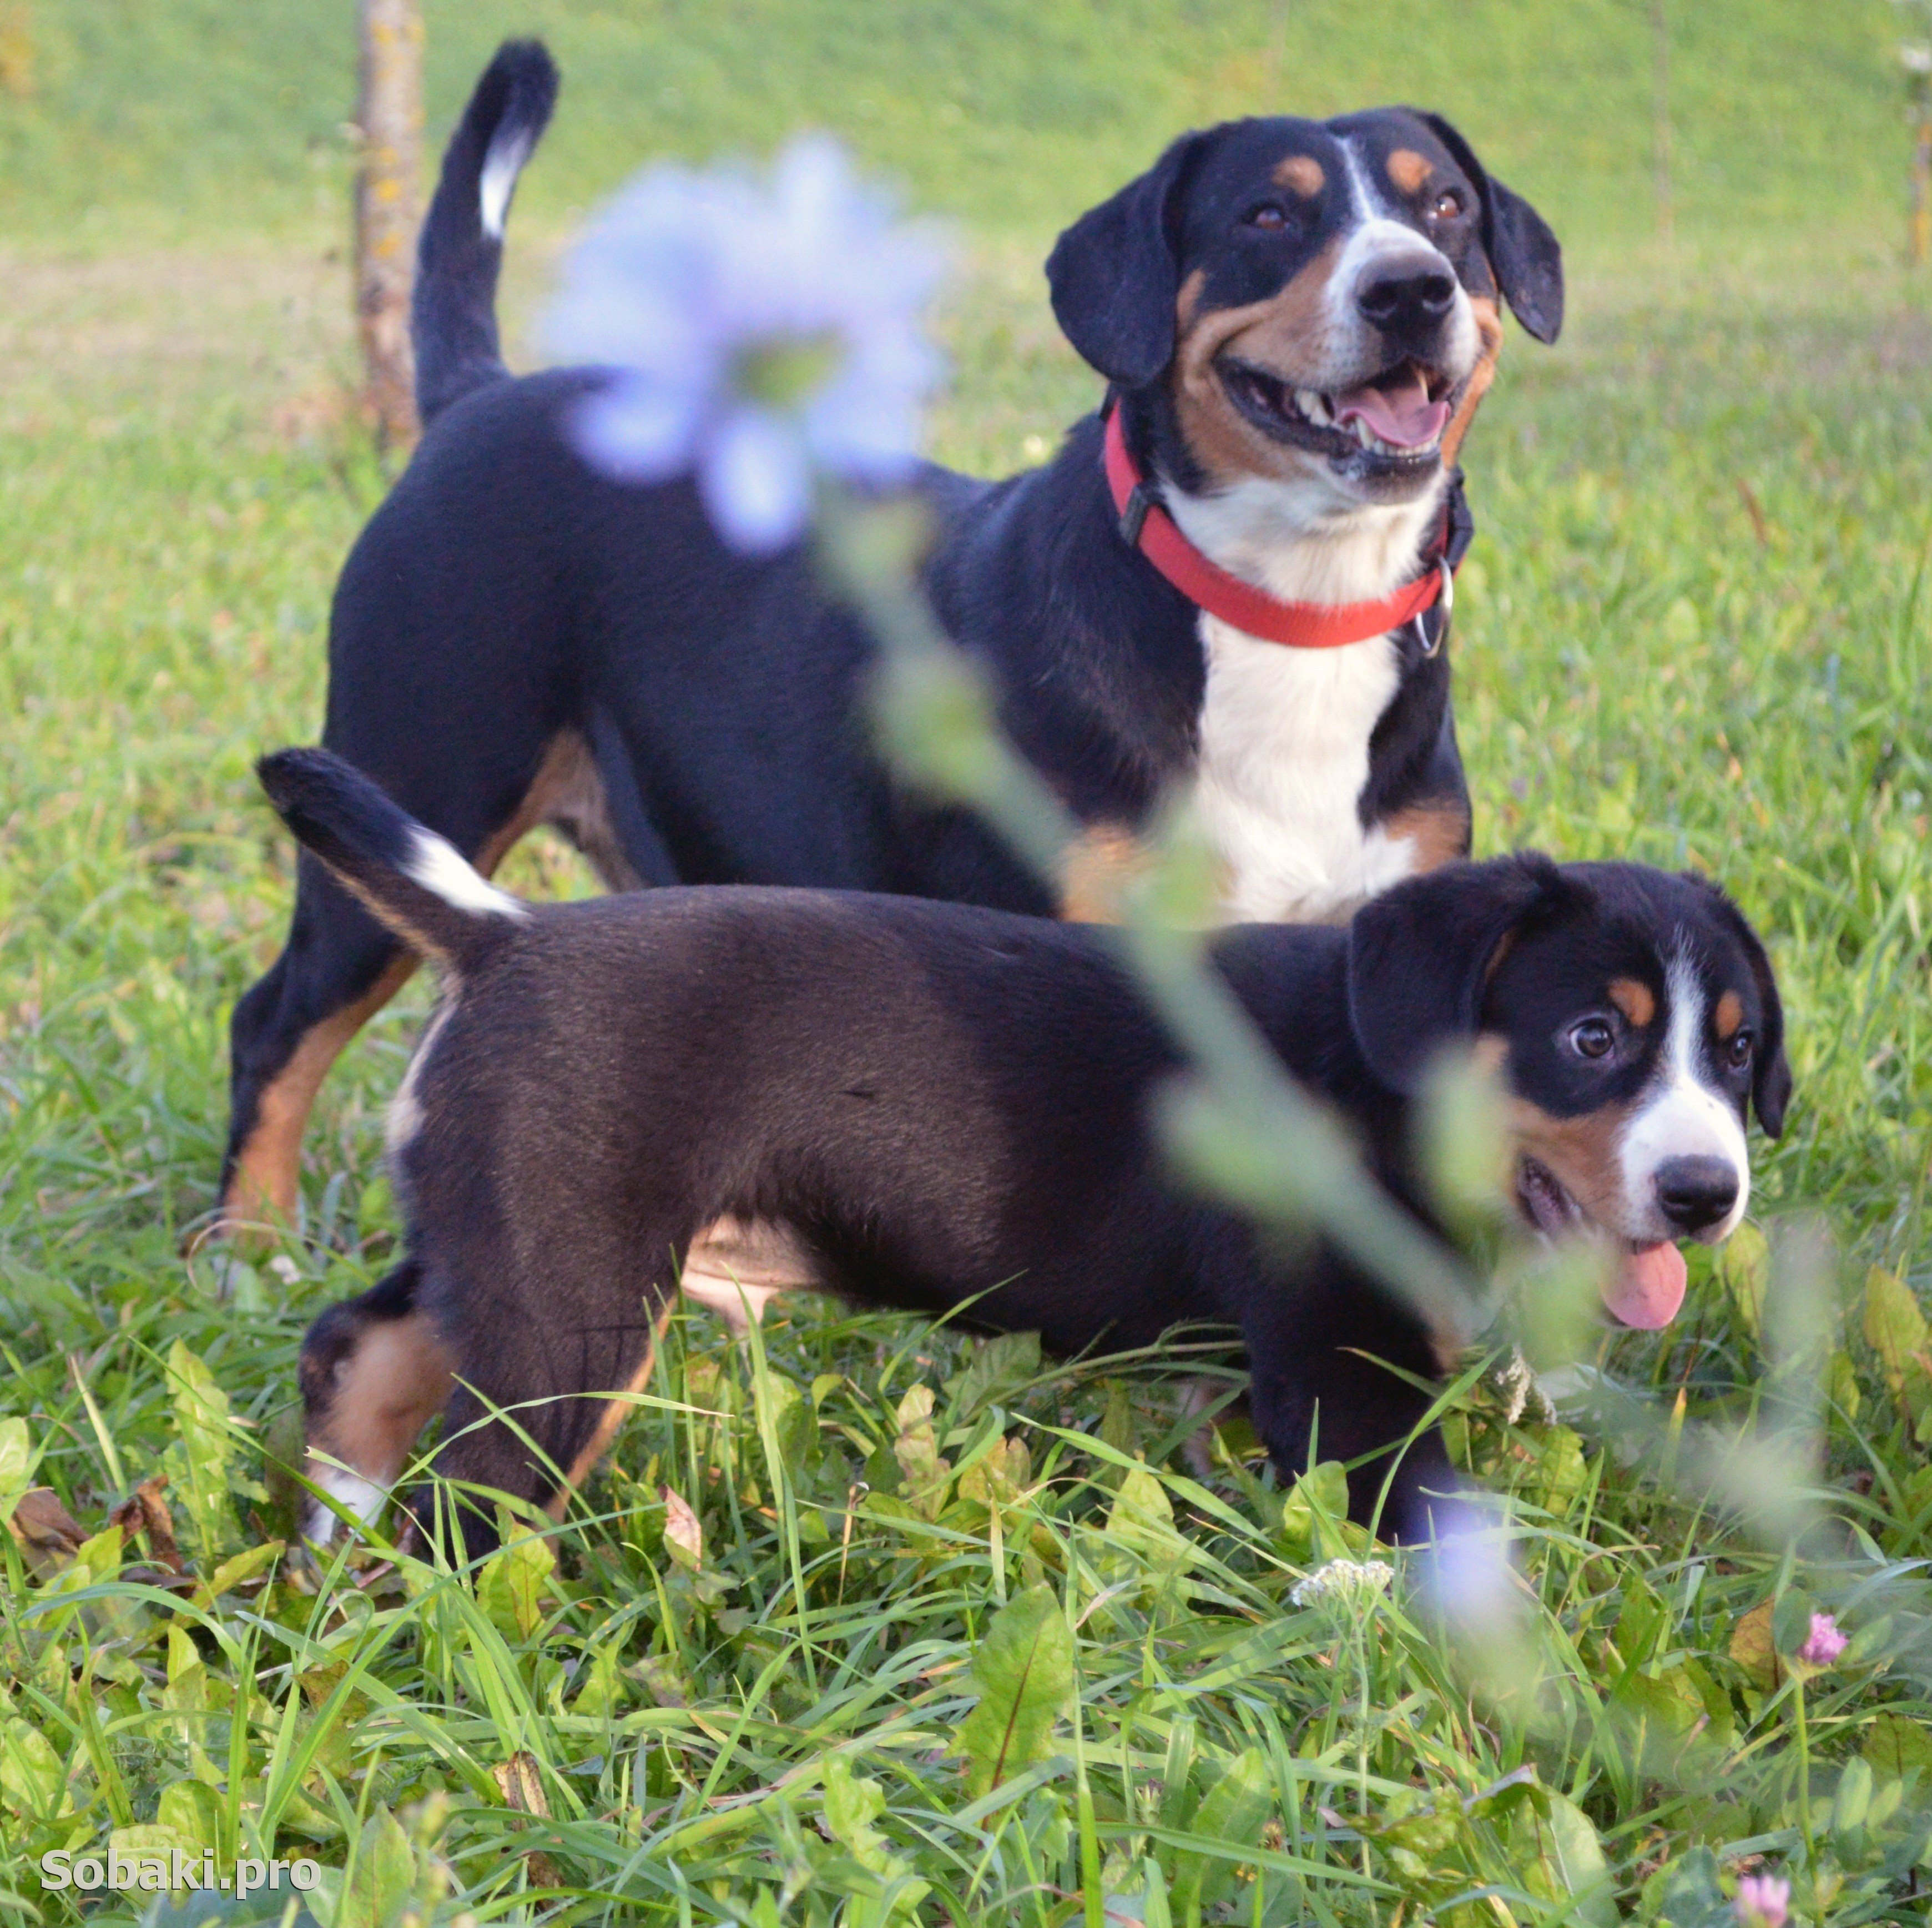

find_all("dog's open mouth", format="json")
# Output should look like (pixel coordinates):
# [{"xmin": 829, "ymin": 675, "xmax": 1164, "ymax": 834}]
[
  {"xmin": 1219, "ymin": 356, "xmax": 1457, "ymax": 466},
  {"xmin": 1516, "ymin": 1157, "xmax": 1687, "ymax": 1331}
]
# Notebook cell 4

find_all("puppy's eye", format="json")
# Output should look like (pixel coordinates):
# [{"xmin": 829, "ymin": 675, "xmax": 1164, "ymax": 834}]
[
  {"xmin": 1244, "ymin": 203, "xmax": 1290, "ymax": 231},
  {"xmin": 1568, "ymin": 1018, "xmax": 1616, "ymax": 1060},
  {"xmin": 1726, "ymin": 1030, "xmax": 1755, "ymax": 1070},
  {"xmin": 1430, "ymin": 189, "xmax": 1465, "ymax": 220}
]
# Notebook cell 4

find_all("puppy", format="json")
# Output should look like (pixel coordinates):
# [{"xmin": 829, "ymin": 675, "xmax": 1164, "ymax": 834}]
[
  {"xmin": 262, "ymin": 749, "xmax": 1788, "ymax": 1551},
  {"xmin": 219, "ymin": 39, "xmax": 1563, "ymax": 1236}
]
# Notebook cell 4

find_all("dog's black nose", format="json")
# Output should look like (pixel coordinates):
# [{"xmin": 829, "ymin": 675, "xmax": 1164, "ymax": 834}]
[
  {"xmin": 1653, "ymin": 1156, "xmax": 1739, "ymax": 1235},
  {"xmin": 1356, "ymin": 256, "xmax": 1457, "ymax": 336}
]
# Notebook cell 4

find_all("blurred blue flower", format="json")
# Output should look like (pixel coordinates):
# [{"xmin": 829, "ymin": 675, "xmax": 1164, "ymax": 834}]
[{"xmin": 545, "ymin": 136, "xmax": 947, "ymax": 553}]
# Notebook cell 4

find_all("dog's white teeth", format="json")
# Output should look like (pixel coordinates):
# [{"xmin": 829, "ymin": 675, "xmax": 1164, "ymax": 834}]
[
  {"xmin": 1295, "ymin": 388, "xmax": 1330, "ymax": 425},
  {"xmin": 1353, "ymin": 419, "xmax": 1375, "ymax": 449}
]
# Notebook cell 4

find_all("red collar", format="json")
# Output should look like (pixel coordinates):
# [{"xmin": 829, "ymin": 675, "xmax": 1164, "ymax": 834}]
[{"xmin": 1102, "ymin": 404, "xmax": 1452, "ymax": 650}]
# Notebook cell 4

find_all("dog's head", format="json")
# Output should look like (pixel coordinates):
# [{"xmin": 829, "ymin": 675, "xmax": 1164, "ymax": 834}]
[
  {"xmin": 1048, "ymin": 109, "xmax": 1560, "ymax": 535},
  {"xmin": 1346, "ymin": 854, "xmax": 1790, "ymax": 1330}
]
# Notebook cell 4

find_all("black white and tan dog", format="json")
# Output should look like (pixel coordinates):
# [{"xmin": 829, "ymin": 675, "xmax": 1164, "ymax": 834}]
[
  {"xmin": 262, "ymin": 749, "xmax": 1788, "ymax": 1549},
  {"xmin": 218, "ymin": 39, "xmax": 1565, "ymax": 1245}
]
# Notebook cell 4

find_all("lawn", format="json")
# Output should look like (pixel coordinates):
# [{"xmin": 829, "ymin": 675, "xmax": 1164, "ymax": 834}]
[{"xmin": 4, "ymin": 2, "xmax": 1932, "ymax": 1921}]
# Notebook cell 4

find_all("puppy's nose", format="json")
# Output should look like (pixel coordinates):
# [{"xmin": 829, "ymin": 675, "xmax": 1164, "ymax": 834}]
[
  {"xmin": 1653, "ymin": 1156, "xmax": 1739, "ymax": 1235},
  {"xmin": 1356, "ymin": 256, "xmax": 1457, "ymax": 336}
]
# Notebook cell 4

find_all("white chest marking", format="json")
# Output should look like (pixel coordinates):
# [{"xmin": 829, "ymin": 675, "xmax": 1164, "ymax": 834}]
[{"xmin": 1190, "ymin": 614, "xmax": 1419, "ymax": 923}]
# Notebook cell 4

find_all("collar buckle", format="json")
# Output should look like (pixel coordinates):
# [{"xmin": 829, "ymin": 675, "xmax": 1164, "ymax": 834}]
[{"xmin": 1118, "ymin": 480, "xmax": 1153, "ymax": 550}]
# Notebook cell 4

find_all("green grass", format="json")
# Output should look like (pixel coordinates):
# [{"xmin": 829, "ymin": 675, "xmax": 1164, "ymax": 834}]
[{"xmin": 6, "ymin": 4, "xmax": 1932, "ymax": 1921}]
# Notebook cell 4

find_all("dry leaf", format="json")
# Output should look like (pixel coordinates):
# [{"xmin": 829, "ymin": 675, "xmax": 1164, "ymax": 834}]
[
  {"xmin": 108, "ymin": 1474, "xmax": 186, "ymax": 1574},
  {"xmin": 661, "ymin": 1484, "xmax": 702, "ymax": 1570},
  {"xmin": 493, "ymin": 1750, "xmax": 551, "ymax": 1818},
  {"xmin": 7, "ymin": 1487, "xmax": 87, "ymax": 1578},
  {"xmin": 493, "ymin": 1751, "xmax": 562, "ymax": 1888}
]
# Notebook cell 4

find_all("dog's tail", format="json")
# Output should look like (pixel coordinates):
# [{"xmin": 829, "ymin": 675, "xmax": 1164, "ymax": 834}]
[
  {"xmin": 411, "ymin": 38, "xmax": 560, "ymax": 429},
  {"xmin": 258, "ymin": 749, "xmax": 529, "ymax": 974}
]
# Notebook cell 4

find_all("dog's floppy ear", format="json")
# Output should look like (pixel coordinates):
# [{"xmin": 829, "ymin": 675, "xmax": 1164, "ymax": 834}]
[
  {"xmin": 1415, "ymin": 112, "xmax": 1563, "ymax": 345},
  {"xmin": 1682, "ymin": 875, "xmax": 1792, "ymax": 1139},
  {"xmin": 1346, "ymin": 853, "xmax": 1571, "ymax": 1094},
  {"xmin": 1046, "ymin": 131, "xmax": 1207, "ymax": 388}
]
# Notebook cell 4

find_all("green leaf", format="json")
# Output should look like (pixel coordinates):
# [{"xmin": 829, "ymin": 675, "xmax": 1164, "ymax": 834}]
[
  {"xmin": 821, "ymin": 1756, "xmax": 893, "ymax": 1875},
  {"xmin": 1719, "ymin": 1220, "xmax": 1771, "ymax": 1338},
  {"xmin": 157, "ymin": 1778, "xmax": 223, "ymax": 1855},
  {"xmin": 477, "ymin": 1528, "xmax": 556, "ymax": 1641},
  {"xmin": 0, "ymin": 1419, "xmax": 36, "ymax": 1524},
  {"xmin": 952, "ymin": 1583, "xmax": 1075, "ymax": 1798},
  {"xmin": 1279, "ymin": 1461, "xmax": 1349, "ymax": 1556},
  {"xmin": 0, "ymin": 1716, "xmax": 71, "ymax": 1819},
  {"xmin": 1863, "ymin": 1266, "xmax": 1929, "ymax": 1401},
  {"xmin": 1171, "ymin": 1747, "xmax": 1273, "ymax": 1914},
  {"xmin": 162, "ymin": 1339, "xmax": 244, "ymax": 1563},
  {"xmin": 1512, "ymin": 1788, "xmax": 1615, "ymax": 1928},
  {"xmin": 1864, "ymin": 1708, "xmax": 1932, "ymax": 1779},
  {"xmin": 950, "ymin": 1332, "xmax": 1040, "ymax": 1417},
  {"xmin": 334, "ymin": 1805, "xmax": 416, "ymax": 1928}
]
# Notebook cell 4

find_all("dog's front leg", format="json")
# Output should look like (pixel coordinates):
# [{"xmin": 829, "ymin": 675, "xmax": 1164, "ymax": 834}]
[{"xmin": 1240, "ymin": 1267, "xmax": 1458, "ymax": 1544}]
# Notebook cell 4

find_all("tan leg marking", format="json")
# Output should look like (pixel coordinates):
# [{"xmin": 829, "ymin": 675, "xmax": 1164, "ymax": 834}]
[
  {"xmin": 546, "ymin": 1300, "xmax": 678, "ymax": 1519},
  {"xmin": 1610, "ymin": 977, "xmax": 1657, "ymax": 1028},
  {"xmin": 304, "ymin": 1308, "xmax": 457, "ymax": 1536},
  {"xmin": 1380, "ymin": 799, "xmax": 1471, "ymax": 874},
  {"xmin": 1440, "ymin": 296, "xmax": 1501, "ymax": 466},
  {"xmin": 221, "ymin": 952, "xmax": 418, "ymax": 1237},
  {"xmin": 222, "ymin": 728, "xmax": 635, "ymax": 1242},
  {"xmin": 1058, "ymin": 823, "xmax": 1149, "ymax": 924}
]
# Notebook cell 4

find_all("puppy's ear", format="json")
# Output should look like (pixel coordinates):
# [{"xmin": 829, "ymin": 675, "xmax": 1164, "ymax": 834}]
[
  {"xmin": 1346, "ymin": 853, "xmax": 1570, "ymax": 1094},
  {"xmin": 1415, "ymin": 112, "xmax": 1563, "ymax": 345},
  {"xmin": 1046, "ymin": 132, "xmax": 1207, "ymax": 387},
  {"xmin": 1682, "ymin": 875, "xmax": 1792, "ymax": 1139}
]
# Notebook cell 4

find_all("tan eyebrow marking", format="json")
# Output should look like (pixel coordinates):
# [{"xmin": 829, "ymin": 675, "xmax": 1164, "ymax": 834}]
[
  {"xmin": 1272, "ymin": 154, "xmax": 1325, "ymax": 197},
  {"xmin": 1608, "ymin": 978, "xmax": 1656, "ymax": 1027},
  {"xmin": 1387, "ymin": 148, "xmax": 1432, "ymax": 194},
  {"xmin": 1714, "ymin": 990, "xmax": 1744, "ymax": 1039}
]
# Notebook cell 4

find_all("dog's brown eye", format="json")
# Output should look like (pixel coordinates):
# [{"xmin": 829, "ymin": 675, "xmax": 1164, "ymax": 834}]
[
  {"xmin": 1245, "ymin": 203, "xmax": 1289, "ymax": 231},
  {"xmin": 1431, "ymin": 189, "xmax": 1464, "ymax": 220},
  {"xmin": 1569, "ymin": 1018, "xmax": 1615, "ymax": 1060},
  {"xmin": 1727, "ymin": 1030, "xmax": 1755, "ymax": 1069}
]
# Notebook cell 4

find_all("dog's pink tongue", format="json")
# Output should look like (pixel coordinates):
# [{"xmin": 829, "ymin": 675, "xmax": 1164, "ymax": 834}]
[
  {"xmin": 1333, "ymin": 368, "xmax": 1450, "ymax": 449},
  {"xmin": 1601, "ymin": 1242, "xmax": 1687, "ymax": 1330}
]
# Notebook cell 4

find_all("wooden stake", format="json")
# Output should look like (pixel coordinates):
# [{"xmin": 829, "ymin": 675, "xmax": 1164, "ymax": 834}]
[{"xmin": 354, "ymin": 0, "xmax": 423, "ymax": 452}]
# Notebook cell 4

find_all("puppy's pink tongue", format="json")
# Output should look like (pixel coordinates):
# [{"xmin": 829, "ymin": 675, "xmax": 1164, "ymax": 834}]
[
  {"xmin": 1601, "ymin": 1242, "xmax": 1687, "ymax": 1330},
  {"xmin": 1332, "ymin": 368, "xmax": 1450, "ymax": 449}
]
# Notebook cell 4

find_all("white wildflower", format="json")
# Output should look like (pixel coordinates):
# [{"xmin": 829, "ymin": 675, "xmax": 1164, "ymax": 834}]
[
  {"xmin": 1489, "ymin": 1346, "xmax": 1556, "ymax": 1427},
  {"xmin": 1290, "ymin": 1558, "xmax": 1394, "ymax": 1608},
  {"xmin": 1902, "ymin": 42, "xmax": 1932, "ymax": 75},
  {"xmin": 544, "ymin": 135, "xmax": 948, "ymax": 553}
]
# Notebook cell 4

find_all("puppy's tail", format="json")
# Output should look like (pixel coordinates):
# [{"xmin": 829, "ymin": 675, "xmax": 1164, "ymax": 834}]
[
  {"xmin": 258, "ymin": 749, "xmax": 529, "ymax": 975},
  {"xmin": 411, "ymin": 38, "xmax": 560, "ymax": 428}
]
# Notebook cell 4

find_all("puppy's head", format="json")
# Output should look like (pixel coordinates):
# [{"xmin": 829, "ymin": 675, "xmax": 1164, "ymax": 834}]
[
  {"xmin": 1348, "ymin": 855, "xmax": 1790, "ymax": 1330},
  {"xmin": 1047, "ymin": 108, "xmax": 1561, "ymax": 515}
]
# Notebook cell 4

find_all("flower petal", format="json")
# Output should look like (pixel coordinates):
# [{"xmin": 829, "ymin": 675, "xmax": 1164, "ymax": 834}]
[
  {"xmin": 569, "ymin": 376, "xmax": 709, "ymax": 482},
  {"xmin": 700, "ymin": 406, "xmax": 812, "ymax": 553}
]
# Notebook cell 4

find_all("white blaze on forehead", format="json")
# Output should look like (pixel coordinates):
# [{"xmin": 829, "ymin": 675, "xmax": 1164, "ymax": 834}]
[
  {"xmin": 1616, "ymin": 943, "xmax": 1751, "ymax": 1241},
  {"xmin": 406, "ymin": 828, "xmax": 528, "ymax": 919},
  {"xmin": 1321, "ymin": 133, "xmax": 1479, "ymax": 378}
]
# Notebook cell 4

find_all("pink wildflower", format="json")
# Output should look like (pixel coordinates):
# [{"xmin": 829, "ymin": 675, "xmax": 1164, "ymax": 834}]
[
  {"xmin": 1734, "ymin": 1873, "xmax": 1790, "ymax": 1928},
  {"xmin": 1796, "ymin": 1612, "xmax": 1847, "ymax": 1669}
]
